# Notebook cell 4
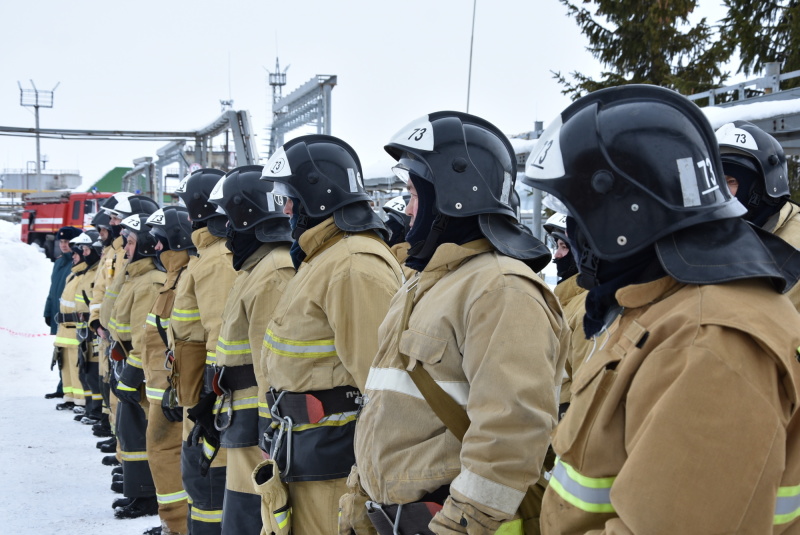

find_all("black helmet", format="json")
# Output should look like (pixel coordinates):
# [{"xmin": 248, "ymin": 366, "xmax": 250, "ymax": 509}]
[
  {"xmin": 524, "ymin": 84, "xmax": 800, "ymax": 292},
  {"xmin": 209, "ymin": 165, "xmax": 292, "ymax": 243},
  {"xmin": 522, "ymin": 84, "xmax": 745, "ymax": 262},
  {"xmin": 107, "ymin": 194, "xmax": 159, "ymax": 219},
  {"xmin": 716, "ymin": 121, "xmax": 789, "ymax": 225},
  {"xmin": 120, "ymin": 214, "xmax": 158, "ymax": 257},
  {"xmin": 91, "ymin": 210, "xmax": 111, "ymax": 230},
  {"xmin": 261, "ymin": 135, "xmax": 387, "ymax": 239},
  {"xmin": 146, "ymin": 206, "xmax": 194, "ymax": 252},
  {"xmin": 175, "ymin": 168, "xmax": 226, "ymax": 221},
  {"xmin": 70, "ymin": 230, "xmax": 99, "ymax": 254},
  {"xmin": 99, "ymin": 192, "xmax": 133, "ymax": 216},
  {"xmin": 261, "ymin": 135, "xmax": 370, "ymax": 217},
  {"xmin": 386, "ymin": 111, "xmax": 550, "ymax": 269}
]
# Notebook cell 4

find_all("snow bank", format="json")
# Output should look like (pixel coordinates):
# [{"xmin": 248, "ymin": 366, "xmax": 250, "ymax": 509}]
[{"xmin": 0, "ymin": 221, "xmax": 154, "ymax": 532}]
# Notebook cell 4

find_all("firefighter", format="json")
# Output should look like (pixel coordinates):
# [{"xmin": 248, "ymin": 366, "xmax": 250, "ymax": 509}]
[
  {"xmin": 88, "ymin": 210, "xmax": 117, "ymax": 440},
  {"xmin": 171, "ymin": 168, "xmax": 238, "ymax": 535},
  {"xmin": 92, "ymin": 192, "xmax": 159, "ymax": 463},
  {"xmin": 108, "ymin": 213, "xmax": 167, "ymax": 520},
  {"xmin": 382, "ymin": 194, "xmax": 416, "ymax": 280},
  {"xmin": 716, "ymin": 121, "xmax": 800, "ymax": 308},
  {"xmin": 138, "ymin": 207, "xmax": 196, "ymax": 535},
  {"xmin": 522, "ymin": 84, "xmax": 800, "ymax": 534},
  {"xmin": 346, "ymin": 111, "xmax": 567, "ymax": 535},
  {"xmin": 204, "ymin": 166, "xmax": 294, "ymax": 535},
  {"xmin": 53, "ymin": 229, "xmax": 91, "ymax": 412},
  {"xmin": 45, "ymin": 225, "xmax": 81, "ymax": 401},
  {"xmin": 70, "ymin": 230, "xmax": 104, "ymax": 425},
  {"xmin": 542, "ymin": 212, "xmax": 589, "ymax": 419},
  {"xmin": 715, "ymin": 120, "xmax": 800, "ymax": 534},
  {"xmin": 258, "ymin": 135, "xmax": 403, "ymax": 534}
]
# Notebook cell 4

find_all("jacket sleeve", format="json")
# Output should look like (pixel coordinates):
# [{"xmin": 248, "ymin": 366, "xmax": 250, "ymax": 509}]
[
  {"xmin": 441, "ymin": 281, "xmax": 565, "ymax": 530},
  {"xmin": 193, "ymin": 250, "xmax": 239, "ymax": 362},
  {"xmin": 123, "ymin": 276, "xmax": 162, "ymax": 385},
  {"xmin": 89, "ymin": 254, "xmax": 110, "ymax": 325},
  {"xmin": 583, "ymin": 326, "xmax": 790, "ymax": 534},
  {"xmin": 324, "ymin": 255, "xmax": 401, "ymax": 392}
]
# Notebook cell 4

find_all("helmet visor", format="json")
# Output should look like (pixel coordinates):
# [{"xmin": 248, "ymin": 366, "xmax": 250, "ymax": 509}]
[{"xmin": 391, "ymin": 156, "xmax": 433, "ymax": 185}]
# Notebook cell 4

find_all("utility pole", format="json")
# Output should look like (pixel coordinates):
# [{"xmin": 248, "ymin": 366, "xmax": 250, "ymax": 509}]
[
  {"xmin": 466, "ymin": 0, "xmax": 477, "ymax": 113},
  {"xmin": 18, "ymin": 80, "xmax": 59, "ymax": 179}
]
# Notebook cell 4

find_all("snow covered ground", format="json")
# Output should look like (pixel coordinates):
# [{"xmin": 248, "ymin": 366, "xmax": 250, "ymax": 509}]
[{"xmin": 0, "ymin": 221, "xmax": 154, "ymax": 533}]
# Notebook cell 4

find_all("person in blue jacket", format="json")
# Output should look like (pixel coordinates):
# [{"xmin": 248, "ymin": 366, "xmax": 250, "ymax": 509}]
[{"xmin": 43, "ymin": 226, "xmax": 82, "ymax": 399}]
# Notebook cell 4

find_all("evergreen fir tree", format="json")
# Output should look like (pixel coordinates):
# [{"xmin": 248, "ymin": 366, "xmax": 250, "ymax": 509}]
[
  {"xmin": 721, "ymin": 1, "xmax": 800, "ymax": 80},
  {"xmin": 555, "ymin": 0, "xmax": 731, "ymax": 100}
]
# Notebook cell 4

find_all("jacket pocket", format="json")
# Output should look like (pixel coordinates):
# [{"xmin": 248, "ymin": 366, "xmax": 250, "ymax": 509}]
[
  {"xmin": 552, "ymin": 348, "xmax": 622, "ymax": 461},
  {"xmin": 399, "ymin": 330, "xmax": 448, "ymax": 367}
]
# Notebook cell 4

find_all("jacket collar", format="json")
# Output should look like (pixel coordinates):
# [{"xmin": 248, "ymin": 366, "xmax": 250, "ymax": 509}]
[
  {"xmin": 192, "ymin": 227, "xmax": 222, "ymax": 250},
  {"xmin": 71, "ymin": 261, "xmax": 86, "ymax": 274},
  {"xmin": 767, "ymin": 201, "xmax": 800, "ymax": 234},
  {"xmin": 240, "ymin": 243, "xmax": 277, "ymax": 272},
  {"xmin": 414, "ymin": 239, "xmax": 493, "ymax": 297},
  {"xmin": 554, "ymin": 273, "xmax": 585, "ymax": 306},
  {"xmin": 298, "ymin": 217, "xmax": 343, "ymax": 258},
  {"xmin": 614, "ymin": 276, "xmax": 684, "ymax": 310},
  {"xmin": 159, "ymin": 250, "xmax": 190, "ymax": 273},
  {"xmin": 112, "ymin": 235, "xmax": 124, "ymax": 250},
  {"xmin": 126, "ymin": 257, "xmax": 157, "ymax": 278}
]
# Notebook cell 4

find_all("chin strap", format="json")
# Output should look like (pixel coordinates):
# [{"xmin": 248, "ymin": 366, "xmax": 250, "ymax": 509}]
[{"xmin": 576, "ymin": 246, "xmax": 601, "ymax": 290}]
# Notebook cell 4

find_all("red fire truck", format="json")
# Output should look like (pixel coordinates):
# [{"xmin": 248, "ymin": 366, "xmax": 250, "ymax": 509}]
[{"xmin": 20, "ymin": 190, "xmax": 114, "ymax": 259}]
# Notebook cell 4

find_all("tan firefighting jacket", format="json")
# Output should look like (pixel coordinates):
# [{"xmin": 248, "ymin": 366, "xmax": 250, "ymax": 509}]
[
  {"xmin": 216, "ymin": 243, "xmax": 293, "ymax": 412},
  {"xmin": 170, "ymin": 228, "xmax": 236, "ymax": 370},
  {"xmin": 262, "ymin": 217, "xmax": 403, "ymax": 394},
  {"xmin": 553, "ymin": 274, "xmax": 591, "ymax": 406},
  {"xmin": 98, "ymin": 236, "xmax": 128, "ymax": 330},
  {"xmin": 541, "ymin": 276, "xmax": 800, "ymax": 534},
  {"xmin": 75, "ymin": 262, "xmax": 99, "ymax": 362},
  {"xmin": 390, "ymin": 241, "xmax": 417, "ymax": 281},
  {"xmin": 90, "ymin": 236, "xmax": 124, "ymax": 329},
  {"xmin": 354, "ymin": 239, "xmax": 568, "ymax": 530},
  {"xmin": 54, "ymin": 262, "xmax": 84, "ymax": 348},
  {"xmin": 108, "ymin": 258, "xmax": 167, "ymax": 377},
  {"xmin": 769, "ymin": 201, "xmax": 800, "ymax": 311},
  {"xmin": 142, "ymin": 250, "xmax": 190, "ymax": 403}
]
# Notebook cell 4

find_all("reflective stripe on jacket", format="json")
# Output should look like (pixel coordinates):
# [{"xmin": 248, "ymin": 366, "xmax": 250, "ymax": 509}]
[
  {"xmin": 355, "ymin": 239, "xmax": 568, "ymax": 526},
  {"xmin": 541, "ymin": 276, "xmax": 800, "ymax": 534}
]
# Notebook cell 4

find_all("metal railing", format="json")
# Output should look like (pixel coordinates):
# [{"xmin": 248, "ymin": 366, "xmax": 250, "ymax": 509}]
[{"xmin": 688, "ymin": 63, "xmax": 800, "ymax": 104}]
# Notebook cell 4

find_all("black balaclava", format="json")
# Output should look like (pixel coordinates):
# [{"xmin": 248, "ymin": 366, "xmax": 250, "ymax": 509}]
[
  {"xmin": 566, "ymin": 217, "xmax": 664, "ymax": 338},
  {"xmin": 110, "ymin": 224, "xmax": 122, "ymax": 239},
  {"xmin": 225, "ymin": 225, "xmax": 262, "ymax": 272},
  {"xmin": 554, "ymin": 249, "xmax": 579, "ymax": 284},
  {"xmin": 82, "ymin": 248, "xmax": 101, "ymax": 269},
  {"xmin": 288, "ymin": 197, "xmax": 327, "ymax": 270},
  {"xmin": 385, "ymin": 214, "xmax": 407, "ymax": 247},
  {"xmin": 723, "ymin": 157, "xmax": 784, "ymax": 228},
  {"xmin": 405, "ymin": 175, "xmax": 484, "ymax": 272}
]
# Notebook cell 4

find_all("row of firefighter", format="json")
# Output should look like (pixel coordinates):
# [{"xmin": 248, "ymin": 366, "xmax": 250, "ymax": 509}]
[{"xmin": 45, "ymin": 85, "xmax": 800, "ymax": 535}]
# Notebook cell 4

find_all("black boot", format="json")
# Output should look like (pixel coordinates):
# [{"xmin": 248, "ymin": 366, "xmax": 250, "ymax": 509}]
[
  {"xmin": 112, "ymin": 497, "xmax": 133, "ymax": 509},
  {"xmin": 143, "ymin": 526, "xmax": 163, "ymax": 535},
  {"xmin": 112, "ymin": 473, "xmax": 124, "ymax": 483},
  {"xmin": 111, "ymin": 466, "xmax": 123, "ymax": 476},
  {"xmin": 73, "ymin": 414, "xmax": 84, "ymax": 422},
  {"xmin": 114, "ymin": 496, "xmax": 158, "ymax": 519},
  {"xmin": 102, "ymin": 455, "xmax": 121, "ymax": 466},
  {"xmin": 96, "ymin": 437, "xmax": 116, "ymax": 449},
  {"xmin": 110, "ymin": 480, "xmax": 123, "ymax": 494},
  {"xmin": 55, "ymin": 401, "xmax": 75, "ymax": 411},
  {"xmin": 44, "ymin": 391, "xmax": 64, "ymax": 399},
  {"xmin": 100, "ymin": 441, "xmax": 118, "ymax": 454},
  {"xmin": 92, "ymin": 417, "xmax": 113, "ymax": 437}
]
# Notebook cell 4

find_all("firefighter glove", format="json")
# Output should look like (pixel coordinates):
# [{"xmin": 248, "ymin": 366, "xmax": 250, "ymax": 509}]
[{"xmin": 161, "ymin": 386, "xmax": 183, "ymax": 422}]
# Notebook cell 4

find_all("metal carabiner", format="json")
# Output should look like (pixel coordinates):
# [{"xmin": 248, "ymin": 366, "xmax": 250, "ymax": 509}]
[
  {"xmin": 282, "ymin": 415, "xmax": 294, "ymax": 475},
  {"xmin": 213, "ymin": 371, "xmax": 233, "ymax": 431}
]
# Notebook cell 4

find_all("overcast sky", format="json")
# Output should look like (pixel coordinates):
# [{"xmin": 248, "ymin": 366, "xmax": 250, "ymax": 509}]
[{"xmin": 0, "ymin": 0, "xmax": 729, "ymax": 185}]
